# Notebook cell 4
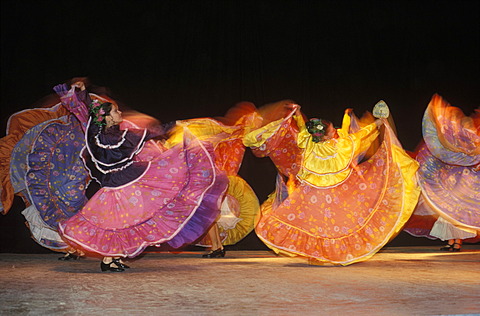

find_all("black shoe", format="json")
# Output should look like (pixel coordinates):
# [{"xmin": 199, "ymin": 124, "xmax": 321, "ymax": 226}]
[
  {"xmin": 58, "ymin": 253, "xmax": 79, "ymax": 261},
  {"xmin": 113, "ymin": 258, "xmax": 130, "ymax": 269},
  {"xmin": 202, "ymin": 248, "xmax": 226, "ymax": 258},
  {"xmin": 440, "ymin": 242, "xmax": 455, "ymax": 251},
  {"xmin": 101, "ymin": 261, "xmax": 125, "ymax": 272},
  {"xmin": 450, "ymin": 242, "xmax": 462, "ymax": 252}
]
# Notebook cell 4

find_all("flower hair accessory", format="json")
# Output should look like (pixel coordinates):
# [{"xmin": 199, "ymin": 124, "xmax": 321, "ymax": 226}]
[
  {"xmin": 306, "ymin": 118, "xmax": 327, "ymax": 143},
  {"xmin": 89, "ymin": 100, "xmax": 107, "ymax": 127}
]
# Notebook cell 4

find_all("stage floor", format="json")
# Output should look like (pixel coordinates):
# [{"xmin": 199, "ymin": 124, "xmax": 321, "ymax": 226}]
[{"xmin": 1, "ymin": 246, "xmax": 479, "ymax": 315}]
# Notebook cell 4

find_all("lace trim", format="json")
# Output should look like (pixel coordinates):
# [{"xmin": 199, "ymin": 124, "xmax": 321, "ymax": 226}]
[
  {"xmin": 94, "ymin": 128, "xmax": 128, "ymax": 149},
  {"xmin": 93, "ymin": 160, "xmax": 135, "ymax": 174}
]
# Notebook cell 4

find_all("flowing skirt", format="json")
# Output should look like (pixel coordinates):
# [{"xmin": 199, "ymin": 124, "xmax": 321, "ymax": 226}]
[
  {"xmin": 404, "ymin": 144, "xmax": 480, "ymax": 241},
  {"xmin": 22, "ymin": 116, "xmax": 88, "ymax": 249},
  {"xmin": 6, "ymin": 113, "xmax": 88, "ymax": 250},
  {"xmin": 168, "ymin": 118, "xmax": 260, "ymax": 247},
  {"xmin": 404, "ymin": 96, "xmax": 480, "ymax": 242},
  {"xmin": 59, "ymin": 133, "xmax": 228, "ymax": 258},
  {"xmin": 255, "ymin": 128, "xmax": 420, "ymax": 265},
  {"xmin": 1, "ymin": 103, "xmax": 69, "ymax": 214},
  {"xmin": 197, "ymin": 175, "xmax": 259, "ymax": 246}
]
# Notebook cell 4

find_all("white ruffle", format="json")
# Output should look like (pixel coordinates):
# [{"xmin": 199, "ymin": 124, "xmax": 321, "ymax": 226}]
[
  {"xmin": 217, "ymin": 196, "xmax": 243, "ymax": 230},
  {"xmin": 430, "ymin": 217, "xmax": 477, "ymax": 240},
  {"xmin": 21, "ymin": 205, "xmax": 66, "ymax": 249}
]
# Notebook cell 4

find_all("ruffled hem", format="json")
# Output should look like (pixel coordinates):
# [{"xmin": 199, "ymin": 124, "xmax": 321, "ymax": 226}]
[
  {"xmin": 430, "ymin": 217, "xmax": 477, "ymax": 241},
  {"xmin": 22, "ymin": 205, "xmax": 68, "ymax": 250}
]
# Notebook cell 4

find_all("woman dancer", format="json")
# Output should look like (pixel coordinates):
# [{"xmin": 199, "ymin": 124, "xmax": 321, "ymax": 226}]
[
  {"xmin": 50, "ymin": 81, "xmax": 227, "ymax": 271},
  {"xmin": 244, "ymin": 101, "xmax": 420, "ymax": 265},
  {"xmin": 404, "ymin": 95, "xmax": 480, "ymax": 251},
  {"xmin": 2, "ymin": 79, "xmax": 157, "ymax": 258}
]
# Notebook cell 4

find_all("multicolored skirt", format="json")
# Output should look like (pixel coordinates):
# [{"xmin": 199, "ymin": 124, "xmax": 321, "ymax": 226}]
[
  {"xmin": 59, "ymin": 134, "xmax": 228, "ymax": 258},
  {"xmin": 255, "ymin": 126, "xmax": 420, "ymax": 265}
]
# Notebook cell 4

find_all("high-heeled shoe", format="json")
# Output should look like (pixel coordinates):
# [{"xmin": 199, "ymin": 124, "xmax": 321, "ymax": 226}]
[
  {"xmin": 113, "ymin": 258, "xmax": 130, "ymax": 269},
  {"xmin": 100, "ymin": 261, "xmax": 125, "ymax": 272},
  {"xmin": 58, "ymin": 252, "xmax": 80, "ymax": 261},
  {"xmin": 202, "ymin": 248, "xmax": 226, "ymax": 258}
]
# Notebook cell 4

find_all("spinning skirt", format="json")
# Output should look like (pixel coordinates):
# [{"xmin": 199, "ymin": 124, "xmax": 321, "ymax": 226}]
[
  {"xmin": 255, "ymin": 137, "xmax": 420, "ymax": 265},
  {"xmin": 59, "ymin": 135, "xmax": 228, "ymax": 258},
  {"xmin": 197, "ymin": 175, "xmax": 259, "ymax": 247}
]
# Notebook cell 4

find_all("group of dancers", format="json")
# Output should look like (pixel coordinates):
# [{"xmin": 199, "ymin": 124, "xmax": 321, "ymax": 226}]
[{"xmin": 1, "ymin": 78, "xmax": 478, "ymax": 271}]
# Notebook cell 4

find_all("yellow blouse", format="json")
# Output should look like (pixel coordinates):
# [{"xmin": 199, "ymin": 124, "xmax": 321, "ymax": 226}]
[{"xmin": 296, "ymin": 112, "xmax": 379, "ymax": 187}]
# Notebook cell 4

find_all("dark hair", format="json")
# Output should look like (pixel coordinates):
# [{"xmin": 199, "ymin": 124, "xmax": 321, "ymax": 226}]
[
  {"xmin": 306, "ymin": 118, "xmax": 328, "ymax": 142},
  {"xmin": 89, "ymin": 100, "xmax": 113, "ymax": 127}
]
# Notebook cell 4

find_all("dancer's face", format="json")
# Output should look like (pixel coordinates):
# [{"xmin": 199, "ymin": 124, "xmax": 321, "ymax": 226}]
[
  {"xmin": 107, "ymin": 104, "xmax": 123, "ymax": 126},
  {"xmin": 324, "ymin": 122, "xmax": 338, "ymax": 140}
]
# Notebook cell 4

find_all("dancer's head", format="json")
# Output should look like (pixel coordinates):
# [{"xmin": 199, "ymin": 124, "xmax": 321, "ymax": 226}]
[
  {"xmin": 306, "ymin": 118, "xmax": 337, "ymax": 142},
  {"xmin": 89, "ymin": 100, "xmax": 123, "ymax": 127}
]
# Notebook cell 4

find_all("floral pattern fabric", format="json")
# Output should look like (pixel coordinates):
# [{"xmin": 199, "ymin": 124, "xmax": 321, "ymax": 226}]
[
  {"xmin": 248, "ymin": 107, "xmax": 420, "ymax": 265},
  {"xmin": 404, "ymin": 95, "xmax": 480, "ymax": 240}
]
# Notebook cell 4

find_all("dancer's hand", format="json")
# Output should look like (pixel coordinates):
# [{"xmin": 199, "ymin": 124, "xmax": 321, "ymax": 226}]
[
  {"xmin": 72, "ymin": 81, "xmax": 86, "ymax": 91},
  {"xmin": 375, "ymin": 119, "xmax": 384, "ymax": 128},
  {"xmin": 284, "ymin": 103, "xmax": 300, "ymax": 116},
  {"xmin": 53, "ymin": 83, "xmax": 69, "ymax": 96}
]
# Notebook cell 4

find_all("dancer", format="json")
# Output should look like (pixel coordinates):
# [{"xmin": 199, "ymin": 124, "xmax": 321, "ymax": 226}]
[
  {"xmin": 244, "ymin": 100, "xmax": 420, "ymax": 265},
  {"xmin": 55, "ymin": 81, "xmax": 228, "ymax": 271},
  {"xmin": 1, "ymin": 79, "xmax": 147, "ymax": 259},
  {"xmin": 404, "ymin": 94, "xmax": 480, "ymax": 251},
  {"xmin": 165, "ymin": 102, "xmax": 260, "ymax": 258}
]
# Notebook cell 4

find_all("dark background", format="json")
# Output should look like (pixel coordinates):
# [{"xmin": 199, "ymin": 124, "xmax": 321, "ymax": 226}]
[{"xmin": 1, "ymin": 0, "xmax": 479, "ymax": 252}]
